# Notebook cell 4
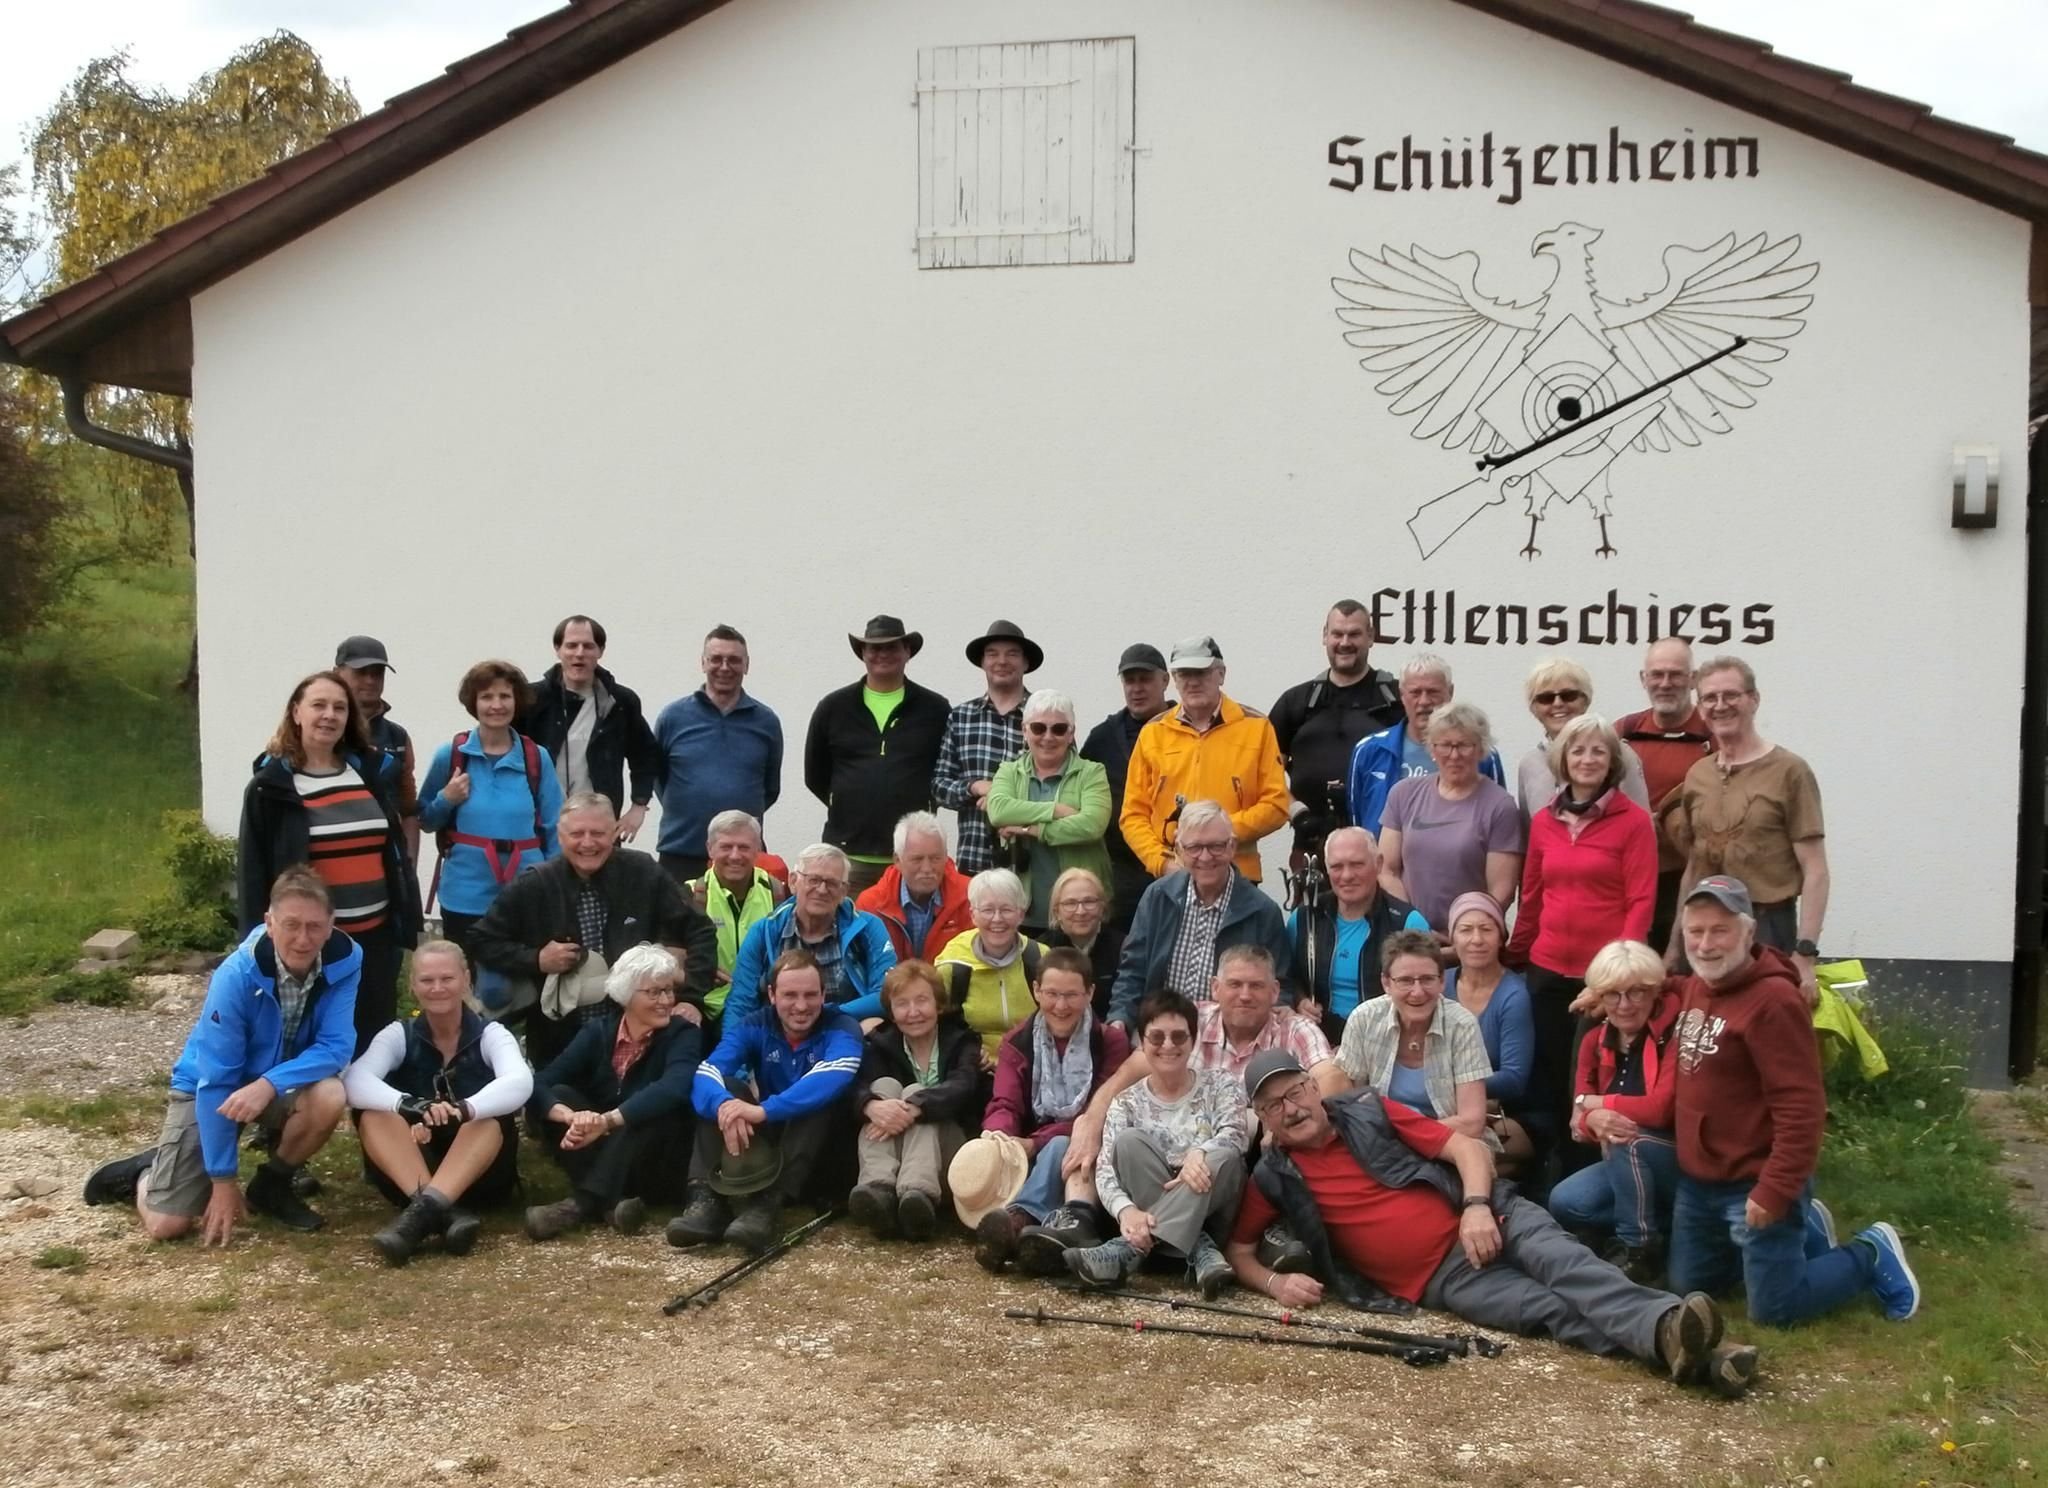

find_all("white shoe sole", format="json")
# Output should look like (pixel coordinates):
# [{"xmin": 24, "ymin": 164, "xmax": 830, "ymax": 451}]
[{"xmin": 1868, "ymin": 1221, "xmax": 1921, "ymax": 1321}]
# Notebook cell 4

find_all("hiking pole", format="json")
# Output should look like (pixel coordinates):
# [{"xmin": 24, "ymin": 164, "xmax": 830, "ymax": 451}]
[
  {"xmin": 662, "ymin": 1208, "xmax": 839, "ymax": 1314},
  {"xmin": 1063, "ymin": 1286, "xmax": 1508, "ymax": 1358},
  {"xmin": 1005, "ymin": 1306, "xmax": 1451, "ymax": 1367}
]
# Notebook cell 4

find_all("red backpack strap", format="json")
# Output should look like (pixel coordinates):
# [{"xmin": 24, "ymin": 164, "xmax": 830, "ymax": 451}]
[{"xmin": 518, "ymin": 735, "xmax": 544, "ymax": 837}]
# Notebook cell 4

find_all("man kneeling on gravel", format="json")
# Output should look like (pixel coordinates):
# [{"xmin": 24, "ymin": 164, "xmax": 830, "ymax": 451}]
[
  {"xmin": 84, "ymin": 867, "xmax": 356, "ymax": 1243},
  {"xmin": 1225, "ymin": 1049, "xmax": 1760, "ymax": 1398}
]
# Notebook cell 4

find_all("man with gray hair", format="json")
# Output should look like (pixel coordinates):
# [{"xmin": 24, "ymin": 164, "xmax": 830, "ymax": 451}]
[
  {"xmin": 470, "ymin": 791, "xmax": 718, "ymax": 1067},
  {"xmin": 1347, "ymin": 654, "xmax": 1505, "ymax": 836},
  {"xmin": 1108, "ymin": 800, "xmax": 1293, "ymax": 1028},
  {"xmin": 1615, "ymin": 638, "xmax": 1712, "ymax": 953},
  {"xmin": 686, "ymin": 809, "xmax": 789, "ymax": 1028},
  {"xmin": 855, "ymin": 811, "xmax": 973, "ymax": 962},
  {"xmin": 724, "ymin": 842, "xmax": 898, "ymax": 1025}
]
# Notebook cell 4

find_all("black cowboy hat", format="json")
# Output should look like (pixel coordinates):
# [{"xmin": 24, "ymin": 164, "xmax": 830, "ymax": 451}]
[
  {"xmin": 848, "ymin": 614, "xmax": 924, "ymax": 660},
  {"xmin": 965, "ymin": 619, "xmax": 1044, "ymax": 673}
]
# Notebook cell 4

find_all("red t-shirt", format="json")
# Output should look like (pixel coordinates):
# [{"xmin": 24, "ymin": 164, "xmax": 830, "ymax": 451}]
[{"xmin": 1232, "ymin": 1100, "xmax": 1462, "ymax": 1302}]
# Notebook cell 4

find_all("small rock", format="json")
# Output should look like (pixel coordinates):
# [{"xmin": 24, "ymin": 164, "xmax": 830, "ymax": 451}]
[
  {"xmin": 7, "ymin": 1177, "xmax": 60, "ymax": 1199},
  {"xmin": 433, "ymin": 1460, "xmax": 458, "ymax": 1476},
  {"xmin": 81, "ymin": 929, "xmax": 140, "ymax": 960}
]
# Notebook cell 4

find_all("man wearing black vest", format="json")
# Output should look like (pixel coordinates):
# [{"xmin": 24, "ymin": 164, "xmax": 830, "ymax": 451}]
[
  {"xmin": 1226, "ymin": 1049, "xmax": 1759, "ymax": 1397},
  {"xmin": 1289, "ymin": 827, "xmax": 1430, "ymax": 1044},
  {"xmin": 1269, "ymin": 602, "xmax": 1402, "ymax": 855}
]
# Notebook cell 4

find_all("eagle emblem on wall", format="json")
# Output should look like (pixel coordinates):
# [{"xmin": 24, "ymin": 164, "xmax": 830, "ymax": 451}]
[{"xmin": 1332, "ymin": 223, "xmax": 1817, "ymax": 559}]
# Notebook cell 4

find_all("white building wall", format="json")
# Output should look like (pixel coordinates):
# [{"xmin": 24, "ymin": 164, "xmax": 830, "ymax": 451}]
[{"xmin": 191, "ymin": 0, "xmax": 2032, "ymax": 968}]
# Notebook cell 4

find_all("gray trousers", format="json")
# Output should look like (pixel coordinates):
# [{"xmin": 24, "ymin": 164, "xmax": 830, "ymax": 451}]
[
  {"xmin": 1422, "ymin": 1196, "xmax": 1675, "ymax": 1362},
  {"xmin": 855, "ymin": 1078, "xmax": 965, "ymax": 1199},
  {"xmin": 1108, "ymin": 1129, "xmax": 1245, "ymax": 1257}
]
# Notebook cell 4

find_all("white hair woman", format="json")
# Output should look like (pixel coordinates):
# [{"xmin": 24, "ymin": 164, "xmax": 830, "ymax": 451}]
[
  {"xmin": 986, "ymin": 688, "xmax": 1113, "ymax": 934},
  {"xmin": 1377, "ymin": 701, "xmax": 1524, "ymax": 931},
  {"xmin": 344, "ymin": 939, "xmax": 534, "ymax": 1264},
  {"xmin": 936, "ymin": 868, "xmax": 1051, "ymax": 1055},
  {"xmin": 1505, "ymin": 713, "xmax": 1659, "ymax": 1176},
  {"xmin": 1515, "ymin": 658, "xmax": 1649, "ymax": 822}
]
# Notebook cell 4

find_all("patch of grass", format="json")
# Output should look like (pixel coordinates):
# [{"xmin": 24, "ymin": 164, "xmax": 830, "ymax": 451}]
[
  {"xmin": 4, "ymin": 1087, "xmax": 161, "ymax": 1139},
  {"xmin": 2009, "ymin": 1088, "xmax": 2048, "ymax": 1138},
  {"xmin": 0, "ymin": 561, "xmax": 199, "ymax": 1006},
  {"xmin": 459, "ymin": 1455, "xmax": 500, "ymax": 1476},
  {"xmin": 32, "ymin": 1245, "xmax": 88, "ymax": 1271},
  {"xmin": 189, "ymin": 1291, "xmax": 238, "ymax": 1315},
  {"xmin": 111, "ymin": 1385, "xmax": 168, "ymax": 1414}
]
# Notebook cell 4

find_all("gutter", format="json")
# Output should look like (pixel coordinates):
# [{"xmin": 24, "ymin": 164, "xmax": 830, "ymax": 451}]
[
  {"xmin": 60, "ymin": 373, "xmax": 193, "ymax": 476},
  {"xmin": 2014, "ymin": 428, "xmax": 2048, "ymax": 1079}
]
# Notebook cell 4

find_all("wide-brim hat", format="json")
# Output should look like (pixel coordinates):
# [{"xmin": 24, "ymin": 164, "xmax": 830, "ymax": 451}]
[
  {"xmin": 706, "ymin": 1131, "xmax": 785, "ymax": 1197},
  {"xmin": 965, "ymin": 620, "xmax": 1044, "ymax": 673},
  {"xmin": 849, "ymin": 614, "xmax": 924, "ymax": 659},
  {"xmin": 946, "ymin": 1132, "xmax": 1031, "ymax": 1228}
]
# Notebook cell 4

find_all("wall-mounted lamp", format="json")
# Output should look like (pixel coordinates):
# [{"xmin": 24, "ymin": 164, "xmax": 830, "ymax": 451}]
[{"xmin": 1953, "ymin": 444, "xmax": 1999, "ymax": 529}]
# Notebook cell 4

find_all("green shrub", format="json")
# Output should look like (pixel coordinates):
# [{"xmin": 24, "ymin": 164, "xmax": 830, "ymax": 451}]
[{"xmin": 135, "ymin": 809, "xmax": 236, "ymax": 952}]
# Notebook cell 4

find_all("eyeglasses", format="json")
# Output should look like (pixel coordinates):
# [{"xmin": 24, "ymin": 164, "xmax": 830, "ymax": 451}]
[
  {"xmin": 976, "ymin": 903, "xmax": 1024, "ymax": 920},
  {"xmin": 1432, "ymin": 740, "xmax": 1478, "ymax": 755},
  {"xmin": 1142, "ymin": 1029, "xmax": 1192, "ymax": 1049},
  {"xmin": 1532, "ymin": 689, "xmax": 1586, "ymax": 707},
  {"xmin": 1253, "ymin": 1077, "xmax": 1318, "ymax": 1118},
  {"xmin": 1058, "ymin": 896, "xmax": 1105, "ymax": 911},
  {"xmin": 1698, "ymin": 690, "xmax": 1754, "ymax": 707},
  {"xmin": 796, "ymin": 872, "xmax": 848, "ymax": 893},
  {"xmin": 1601, "ymin": 984, "xmax": 1659, "ymax": 1004},
  {"xmin": 1026, "ymin": 722, "xmax": 1072, "ymax": 738},
  {"xmin": 1180, "ymin": 840, "xmax": 1234, "ymax": 858},
  {"xmin": 1386, "ymin": 973, "xmax": 1443, "ymax": 989},
  {"xmin": 637, "ymin": 983, "xmax": 679, "ymax": 1002}
]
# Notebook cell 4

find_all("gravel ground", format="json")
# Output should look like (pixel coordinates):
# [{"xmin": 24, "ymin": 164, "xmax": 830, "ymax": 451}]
[{"xmin": 0, "ymin": 992, "xmax": 1854, "ymax": 1488}]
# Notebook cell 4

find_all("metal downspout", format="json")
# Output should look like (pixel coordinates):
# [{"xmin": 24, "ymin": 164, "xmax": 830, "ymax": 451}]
[{"xmin": 2012, "ymin": 429, "xmax": 2047, "ymax": 1080}]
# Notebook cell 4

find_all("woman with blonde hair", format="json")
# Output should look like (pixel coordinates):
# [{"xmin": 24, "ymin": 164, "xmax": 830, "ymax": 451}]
[
  {"xmin": 1041, "ymin": 867, "xmax": 1123, "ymax": 1018},
  {"xmin": 1514, "ymin": 657, "xmax": 1648, "ymax": 821}
]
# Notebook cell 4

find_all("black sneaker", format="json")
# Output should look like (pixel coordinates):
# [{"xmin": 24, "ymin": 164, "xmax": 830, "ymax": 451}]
[
  {"xmin": 666, "ymin": 1185, "xmax": 730, "ymax": 1247},
  {"xmin": 524, "ymin": 1198, "xmax": 585, "ymax": 1242},
  {"xmin": 1255, "ymin": 1222, "xmax": 1312, "ymax": 1275},
  {"xmin": 723, "ymin": 1199, "xmax": 781, "ymax": 1256},
  {"xmin": 1016, "ymin": 1204, "xmax": 1100, "ymax": 1277},
  {"xmin": 607, "ymin": 1197, "xmax": 647, "ymax": 1236},
  {"xmin": 1617, "ymin": 1238, "xmax": 1667, "ymax": 1287},
  {"xmin": 82, "ymin": 1150, "xmax": 154, "ymax": 1207},
  {"xmin": 291, "ymin": 1169, "xmax": 323, "ymax": 1199},
  {"xmin": 974, "ymin": 1207, "xmax": 1029, "ymax": 1273},
  {"xmin": 1190, "ymin": 1233, "xmax": 1233, "ymax": 1300},
  {"xmin": 371, "ymin": 1195, "xmax": 442, "ymax": 1266},
  {"xmin": 246, "ymin": 1166, "xmax": 325, "ymax": 1232},
  {"xmin": 896, "ymin": 1189, "xmax": 937, "ymax": 1242},
  {"xmin": 848, "ymin": 1181, "xmax": 898, "ymax": 1236},
  {"xmin": 441, "ymin": 1208, "xmax": 482, "ymax": 1257}
]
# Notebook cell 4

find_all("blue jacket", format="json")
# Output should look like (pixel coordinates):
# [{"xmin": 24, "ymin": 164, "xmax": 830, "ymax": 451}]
[
  {"xmin": 1108, "ymin": 869, "xmax": 1296, "ymax": 1026},
  {"xmin": 1443, "ymin": 966, "xmax": 1536, "ymax": 1105},
  {"xmin": 725, "ymin": 898, "xmax": 897, "ymax": 1025},
  {"xmin": 651, "ymin": 689, "xmax": 784, "ymax": 857},
  {"xmin": 1346, "ymin": 722, "xmax": 1507, "ymax": 836},
  {"xmin": 692, "ymin": 1007, "xmax": 864, "ymax": 1123},
  {"xmin": 418, "ymin": 731, "xmax": 563, "ymax": 915},
  {"xmin": 169, "ymin": 926, "xmax": 362, "ymax": 1178}
]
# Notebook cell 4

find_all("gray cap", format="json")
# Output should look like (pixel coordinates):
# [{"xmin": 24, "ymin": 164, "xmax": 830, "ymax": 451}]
[
  {"xmin": 1116, "ymin": 643, "xmax": 1167, "ymax": 675},
  {"xmin": 1243, "ymin": 1048, "xmax": 1307, "ymax": 1101},
  {"xmin": 1167, "ymin": 635, "xmax": 1224, "ymax": 670},
  {"xmin": 334, "ymin": 635, "xmax": 393, "ymax": 671},
  {"xmin": 1684, "ymin": 874, "xmax": 1754, "ymax": 917}
]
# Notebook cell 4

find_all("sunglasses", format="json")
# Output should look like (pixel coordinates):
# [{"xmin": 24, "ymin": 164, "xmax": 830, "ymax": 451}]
[
  {"xmin": 1533, "ymin": 689, "xmax": 1586, "ymax": 706},
  {"xmin": 1142, "ymin": 1029, "xmax": 1192, "ymax": 1049},
  {"xmin": 1026, "ymin": 722, "xmax": 1072, "ymax": 737}
]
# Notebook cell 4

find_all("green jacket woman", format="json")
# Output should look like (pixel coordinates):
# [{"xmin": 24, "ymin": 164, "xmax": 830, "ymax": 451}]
[{"xmin": 985, "ymin": 693, "xmax": 1114, "ymax": 929}]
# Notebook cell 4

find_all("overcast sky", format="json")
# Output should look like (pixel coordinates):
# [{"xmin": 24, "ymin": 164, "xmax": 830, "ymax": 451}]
[{"xmin": 4, "ymin": 0, "xmax": 2045, "ymax": 299}]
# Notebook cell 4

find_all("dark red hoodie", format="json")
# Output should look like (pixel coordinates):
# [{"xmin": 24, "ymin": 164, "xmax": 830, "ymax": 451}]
[{"xmin": 1672, "ymin": 945, "xmax": 1823, "ymax": 1217}]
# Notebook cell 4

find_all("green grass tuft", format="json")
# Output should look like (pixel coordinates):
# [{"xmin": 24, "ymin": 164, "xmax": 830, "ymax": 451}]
[{"xmin": 32, "ymin": 1246, "xmax": 87, "ymax": 1272}]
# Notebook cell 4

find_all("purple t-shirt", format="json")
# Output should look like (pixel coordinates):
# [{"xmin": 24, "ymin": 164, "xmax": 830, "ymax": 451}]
[{"xmin": 1382, "ymin": 775, "xmax": 1523, "ymax": 930}]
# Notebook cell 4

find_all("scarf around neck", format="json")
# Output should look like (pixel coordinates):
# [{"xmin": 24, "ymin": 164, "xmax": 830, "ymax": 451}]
[{"xmin": 1030, "ymin": 1008, "xmax": 1096, "ymax": 1124}]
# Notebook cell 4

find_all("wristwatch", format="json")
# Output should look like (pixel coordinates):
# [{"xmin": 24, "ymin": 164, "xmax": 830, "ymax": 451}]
[
  {"xmin": 1793, "ymin": 938, "xmax": 1820, "ymax": 958},
  {"xmin": 1574, "ymin": 1093, "xmax": 1596, "ymax": 1111},
  {"xmin": 1461, "ymin": 1196, "xmax": 1492, "ymax": 1210}
]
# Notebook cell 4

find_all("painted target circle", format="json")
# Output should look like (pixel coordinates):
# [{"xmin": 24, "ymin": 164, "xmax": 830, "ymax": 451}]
[{"xmin": 1521, "ymin": 359, "xmax": 1622, "ymax": 439}]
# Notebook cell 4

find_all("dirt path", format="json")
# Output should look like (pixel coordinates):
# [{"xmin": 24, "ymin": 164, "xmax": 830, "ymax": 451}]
[{"xmin": 0, "ymin": 1000, "xmax": 1824, "ymax": 1488}]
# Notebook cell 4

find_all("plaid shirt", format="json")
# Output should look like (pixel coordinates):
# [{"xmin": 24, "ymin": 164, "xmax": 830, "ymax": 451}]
[
  {"xmin": 780, "ymin": 914, "xmax": 847, "ymax": 1001},
  {"xmin": 932, "ymin": 695, "xmax": 1025, "ymax": 874},
  {"xmin": 575, "ymin": 881, "xmax": 607, "ymax": 951},
  {"xmin": 1336, "ymin": 996, "xmax": 1494, "ymax": 1120},
  {"xmin": 275, "ymin": 963, "xmax": 316, "ymax": 1054},
  {"xmin": 1166, "ymin": 877, "xmax": 1233, "ymax": 1001},
  {"xmin": 1195, "ymin": 1002, "xmax": 1333, "ymax": 1081}
]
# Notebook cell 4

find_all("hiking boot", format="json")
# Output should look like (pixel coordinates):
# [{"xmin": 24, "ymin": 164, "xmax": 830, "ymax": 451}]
[
  {"xmin": 607, "ymin": 1197, "xmax": 647, "ymax": 1236},
  {"xmin": 524, "ymin": 1198, "xmax": 586, "ymax": 1242},
  {"xmin": 371, "ymin": 1194, "xmax": 442, "ymax": 1266},
  {"xmin": 291, "ymin": 1169, "xmax": 323, "ymax": 1199},
  {"xmin": 974, "ymin": 1206, "xmax": 1030, "ymax": 1273},
  {"xmin": 1616, "ymin": 1237, "xmax": 1667, "ymax": 1287},
  {"xmin": 441, "ymin": 1208, "xmax": 482, "ymax": 1257},
  {"xmin": 1705, "ymin": 1343, "xmax": 1760, "ymax": 1399},
  {"xmin": 666, "ymin": 1185, "xmax": 730, "ymax": 1247},
  {"xmin": 1190, "ymin": 1233, "xmax": 1233, "ymax": 1300},
  {"xmin": 1805, "ymin": 1196, "xmax": 1839, "ymax": 1255},
  {"xmin": 724, "ymin": 1199, "xmax": 781, "ymax": 1256},
  {"xmin": 1063, "ymin": 1237, "xmax": 1141, "ymax": 1289},
  {"xmin": 1859, "ymin": 1222, "xmax": 1921, "ymax": 1321},
  {"xmin": 246, "ymin": 1166, "xmax": 325, "ymax": 1232},
  {"xmin": 848, "ymin": 1182, "xmax": 898, "ymax": 1236},
  {"xmin": 896, "ymin": 1189, "xmax": 937, "ymax": 1242},
  {"xmin": 1256, "ymin": 1222, "xmax": 1312, "ymax": 1275},
  {"xmin": 1655, "ymin": 1292, "xmax": 1723, "ymax": 1384},
  {"xmin": 1016, "ymin": 1204, "xmax": 1100, "ymax": 1277},
  {"xmin": 82, "ymin": 1150, "xmax": 154, "ymax": 1208}
]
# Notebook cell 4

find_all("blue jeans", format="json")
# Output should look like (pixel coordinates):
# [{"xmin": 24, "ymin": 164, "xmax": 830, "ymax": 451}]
[
  {"xmin": 1667, "ymin": 1175, "xmax": 1872, "ymax": 1326},
  {"xmin": 1012, "ymin": 1137, "xmax": 1070, "ymax": 1222},
  {"xmin": 1547, "ymin": 1134, "xmax": 1678, "ymax": 1245}
]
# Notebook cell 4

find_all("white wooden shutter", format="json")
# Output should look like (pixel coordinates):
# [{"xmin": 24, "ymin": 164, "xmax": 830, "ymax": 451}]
[{"xmin": 915, "ymin": 38, "xmax": 1136, "ymax": 269}]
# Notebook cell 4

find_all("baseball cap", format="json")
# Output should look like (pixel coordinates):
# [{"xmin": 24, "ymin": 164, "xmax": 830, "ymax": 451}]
[
  {"xmin": 1244, "ymin": 1048, "xmax": 1307, "ymax": 1101},
  {"xmin": 1116, "ymin": 643, "xmax": 1167, "ymax": 675},
  {"xmin": 334, "ymin": 635, "xmax": 393, "ymax": 671},
  {"xmin": 1684, "ymin": 874, "xmax": 1753, "ymax": 917},
  {"xmin": 1167, "ymin": 635, "xmax": 1224, "ymax": 671}
]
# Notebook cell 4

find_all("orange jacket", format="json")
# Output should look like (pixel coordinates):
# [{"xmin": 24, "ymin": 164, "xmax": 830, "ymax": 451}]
[{"xmin": 1119, "ymin": 695, "xmax": 1291, "ymax": 882}]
